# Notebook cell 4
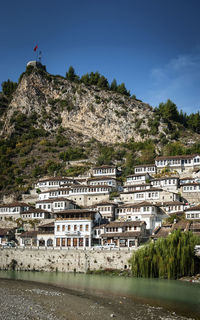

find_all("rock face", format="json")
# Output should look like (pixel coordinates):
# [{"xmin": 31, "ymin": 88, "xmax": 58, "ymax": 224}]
[{"xmin": 1, "ymin": 66, "xmax": 167, "ymax": 144}]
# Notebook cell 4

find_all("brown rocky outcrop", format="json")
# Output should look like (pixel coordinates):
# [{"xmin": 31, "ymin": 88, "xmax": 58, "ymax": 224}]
[{"xmin": 1, "ymin": 65, "xmax": 167, "ymax": 144}]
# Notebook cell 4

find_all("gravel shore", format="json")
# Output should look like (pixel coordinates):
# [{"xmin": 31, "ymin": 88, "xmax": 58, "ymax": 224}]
[{"xmin": 0, "ymin": 278, "xmax": 194, "ymax": 320}]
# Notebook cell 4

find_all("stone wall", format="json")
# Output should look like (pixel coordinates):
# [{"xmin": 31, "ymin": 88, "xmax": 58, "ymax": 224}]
[
  {"xmin": 0, "ymin": 247, "xmax": 133, "ymax": 273},
  {"xmin": 180, "ymin": 192, "xmax": 200, "ymax": 204},
  {"xmin": 68, "ymin": 194, "xmax": 110, "ymax": 207}
]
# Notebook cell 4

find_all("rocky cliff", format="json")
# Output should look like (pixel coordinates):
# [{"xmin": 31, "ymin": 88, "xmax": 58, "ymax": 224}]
[{"xmin": 1, "ymin": 64, "xmax": 167, "ymax": 144}]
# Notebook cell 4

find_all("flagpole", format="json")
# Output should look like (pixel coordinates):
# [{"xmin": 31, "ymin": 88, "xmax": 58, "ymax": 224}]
[{"xmin": 33, "ymin": 44, "xmax": 38, "ymax": 61}]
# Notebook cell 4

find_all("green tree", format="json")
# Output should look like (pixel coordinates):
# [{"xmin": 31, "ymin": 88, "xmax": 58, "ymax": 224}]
[
  {"xmin": 110, "ymin": 79, "xmax": 118, "ymax": 91},
  {"xmin": 66, "ymin": 66, "xmax": 79, "ymax": 82},
  {"xmin": 97, "ymin": 76, "xmax": 109, "ymax": 89},
  {"xmin": 187, "ymin": 112, "xmax": 200, "ymax": 133},
  {"xmin": 89, "ymin": 72, "xmax": 100, "ymax": 85},
  {"xmin": 1, "ymin": 80, "xmax": 17, "ymax": 99},
  {"xmin": 117, "ymin": 83, "xmax": 130, "ymax": 96},
  {"xmin": 81, "ymin": 73, "xmax": 90, "ymax": 85},
  {"xmin": 157, "ymin": 99, "xmax": 179, "ymax": 122},
  {"xmin": 163, "ymin": 142, "xmax": 186, "ymax": 156},
  {"xmin": 129, "ymin": 230, "xmax": 200, "ymax": 279}
]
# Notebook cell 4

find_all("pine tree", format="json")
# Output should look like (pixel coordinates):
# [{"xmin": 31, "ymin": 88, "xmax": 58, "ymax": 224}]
[
  {"xmin": 81, "ymin": 73, "xmax": 90, "ymax": 86},
  {"xmin": 66, "ymin": 66, "xmax": 79, "ymax": 82},
  {"xmin": 97, "ymin": 76, "xmax": 109, "ymax": 89},
  {"xmin": 110, "ymin": 79, "xmax": 118, "ymax": 91},
  {"xmin": 117, "ymin": 83, "xmax": 130, "ymax": 96}
]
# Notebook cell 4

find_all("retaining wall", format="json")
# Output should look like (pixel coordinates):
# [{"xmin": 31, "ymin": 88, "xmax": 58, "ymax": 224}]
[{"xmin": 0, "ymin": 247, "xmax": 134, "ymax": 273}]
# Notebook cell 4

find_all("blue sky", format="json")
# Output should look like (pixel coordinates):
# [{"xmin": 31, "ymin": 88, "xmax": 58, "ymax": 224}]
[{"xmin": 1, "ymin": 0, "xmax": 200, "ymax": 114}]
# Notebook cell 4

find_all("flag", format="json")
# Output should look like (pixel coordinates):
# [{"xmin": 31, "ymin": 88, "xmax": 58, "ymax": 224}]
[{"xmin": 34, "ymin": 45, "xmax": 38, "ymax": 52}]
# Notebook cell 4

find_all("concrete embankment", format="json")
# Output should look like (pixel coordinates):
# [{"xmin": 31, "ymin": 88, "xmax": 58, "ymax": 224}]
[{"xmin": 0, "ymin": 247, "xmax": 133, "ymax": 272}]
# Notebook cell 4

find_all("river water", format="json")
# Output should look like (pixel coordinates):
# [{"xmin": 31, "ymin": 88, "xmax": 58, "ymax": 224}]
[{"xmin": 0, "ymin": 271, "xmax": 199, "ymax": 319}]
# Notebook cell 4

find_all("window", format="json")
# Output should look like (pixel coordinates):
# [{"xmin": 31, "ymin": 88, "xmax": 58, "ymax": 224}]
[
  {"xmin": 80, "ymin": 225, "xmax": 83, "ymax": 231},
  {"xmin": 57, "ymin": 225, "xmax": 60, "ymax": 232},
  {"xmin": 74, "ymin": 225, "xmax": 77, "ymax": 231},
  {"xmin": 79, "ymin": 238, "xmax": 83, "ymax": 247},
  {"xmin": 68, "ymin": 225, "xmax": 71, "ymax": 231},
  {"xmin": 56, "ymin": 238, "xmax": 60, "ymax": 246},
  {"xmin": 85, "ymin": 224, "xmax": 89, "ymax": 231},
  {"xmin": 62, "ymin": 225, "xmax": 65, "ymax": 231},
  {"xmin": 85, "ymin": 238, "xmax": 89, "ymax": 247}
]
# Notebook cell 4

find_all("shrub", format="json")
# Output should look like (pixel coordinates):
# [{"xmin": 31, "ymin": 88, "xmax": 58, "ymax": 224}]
[{"xmin": 59, "ymin": 147, "xmax": 87, "ymax": 161}]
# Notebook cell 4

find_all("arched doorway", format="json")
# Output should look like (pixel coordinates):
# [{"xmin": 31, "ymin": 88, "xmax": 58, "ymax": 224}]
[
  {"xmin": 47, "ymin": 238, "xmax": 53, "ymax": 247},
  {"xmin": 39, "ymin": 239, "xmax": 45, "ymax": 247}
]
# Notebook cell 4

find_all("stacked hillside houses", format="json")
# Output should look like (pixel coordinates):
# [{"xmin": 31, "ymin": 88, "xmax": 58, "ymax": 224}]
[{"xmin": 1, "ymin": 155, "xmax": 200, "ymax": 248}]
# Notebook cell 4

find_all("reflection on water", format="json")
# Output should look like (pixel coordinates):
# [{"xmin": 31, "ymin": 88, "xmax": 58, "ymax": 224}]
[{"xmin": 0, "ymin": 271, "xmax": 199, "ymax": 318}]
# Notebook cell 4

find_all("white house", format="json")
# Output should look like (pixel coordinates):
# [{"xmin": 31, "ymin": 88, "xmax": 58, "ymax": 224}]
[
  {"xmin": 120, "ymin": 188, "xmax": 180, "ymax": 203},
  {"xmin": 68, "ymin": 185, "xmax": 112, "ymax": 207},
  {"xmin": 92, "ymin": 165, "xmax": 119, "ymax": 178},
  {"xmin": 20, "ymin": 208, "xmax": 51, "ymax": 220},
  {"xmin": 89, "ymin": 202, "xmax": 117, "ymax": 222},
  {"xmin": 116, "ymin": 201, "xmax": 162, "ymax": 231},
  {"xmin": 181, "ymin": 183, "xmax": 200, "ymax": 193},
  {"xmin": 185, "ymin": 205, "xmax": 200, "ymax": 220},
  {"xmin": 35, "ymin": 197, "xmax": 76, "ymax": 215},
  {"xmin": 123, "ymin": 183, "xmax": 151, "ymax": 192},
  {"xmin": 125, "ymin": 173, "xmax": 151, "ymax": 185},
  {"xmin": 35, "ymin": 177, "xmax": 75, "ymax": 190},
  {"xmin": 155, "ymin": 154, "xmax": 200, "ymax": 173},
  {"xmin": 54, "ymin": 209, "xmax": 102, "ymax": 248},
  {"xmin": 19, "ymin": 222, "xmax": 55, "ymax": 247},
  {"xmin": 87, "ymin": 176, "xmax": 120, "ymax": 190},
  {"xmin": 151, "ymin": 177, "xmax": 179, "ymax": 191},
  {"xmin": 134, "ymin": 164, "xmax": 156, "ymax": 175},
  {"xmin": 179, "ymin": 177, "xmax": 198, "ymax": 185},
  {"xmin": 180, "ymin": 183, "xmax": 200, "ymax": 204},
  {"xmin": 39, "ymin": 188, "xmax": 71, "ymax": 200},
  {"xmin": 37, "ymin": 222, "xmax": 54, "ymax": 247},
  {"xmin": 100, "ymin": 221, "xmax": 147, "ymax": 247},
  {"xmin": 158, "ymin": 201, "xmax": 188, "ymax": 214},
  {"xmin": 0, "ymin": 202, "xmax": 30, "ymax": 220}
]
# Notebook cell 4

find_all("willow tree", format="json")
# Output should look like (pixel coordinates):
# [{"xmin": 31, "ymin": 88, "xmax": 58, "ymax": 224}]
[{"xmin": 129, "ymin": 230, "xmax": 200, "ymax": 279}]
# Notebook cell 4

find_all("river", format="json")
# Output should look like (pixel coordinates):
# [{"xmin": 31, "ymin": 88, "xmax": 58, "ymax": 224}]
[{"xmin": 0, "ymin": 271, "xmax": 199, "ymax": 319}]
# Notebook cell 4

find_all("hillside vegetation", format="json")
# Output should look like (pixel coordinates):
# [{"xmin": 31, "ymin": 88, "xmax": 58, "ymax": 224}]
[{"xmin": 0, "ymin": 63, "xmax": 200, "ymax": 197}]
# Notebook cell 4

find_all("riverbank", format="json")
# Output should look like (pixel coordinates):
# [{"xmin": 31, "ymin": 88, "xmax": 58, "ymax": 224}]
[
  {"xmin": 180, "ymin": 274, "xmax": 200, "ymax": 284},
  {"xmin": 0, "ymin": 277, "xmax": 195, "ymax": 320}
]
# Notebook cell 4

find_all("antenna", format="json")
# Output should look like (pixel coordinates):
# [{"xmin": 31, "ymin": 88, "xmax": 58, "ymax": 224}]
[{"xmin": 38, "ymin": 51, "xmax": 42, "ymax": 63}]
